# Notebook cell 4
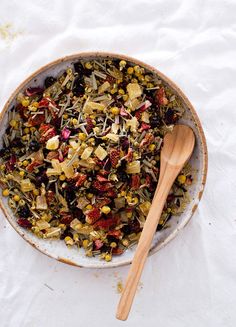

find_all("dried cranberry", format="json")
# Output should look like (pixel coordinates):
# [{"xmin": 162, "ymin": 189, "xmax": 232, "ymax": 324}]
[
  {"xmin": 44, "ymin": 76, "xmax": 56, "ymax": 88},
  {"xmin": 17, "ymin": 218, "xmax": 32, "ymax": 228},
  {"xmin": 60, "ymin": 212, "xmax": 73, "ymax": 225}
]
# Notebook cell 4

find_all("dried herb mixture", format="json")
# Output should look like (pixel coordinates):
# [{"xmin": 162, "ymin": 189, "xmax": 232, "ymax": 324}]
[{"xmin": 0, "ymin": 58, "xmax": 193, "ymax": 261}]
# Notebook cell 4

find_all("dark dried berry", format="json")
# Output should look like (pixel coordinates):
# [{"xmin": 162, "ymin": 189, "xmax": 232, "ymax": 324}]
[
  {"xmin": 130, "ymin": 219, "xmax": 141, "ymax": 233},
  {"xmin": 103, "ymin": 158, "xmax": 111, "ymax": 171},
  {"xmin": 120, "ymin": 136, "xmax": 129, "ymax": 151},
  {"xmin": 94, "ymin": 138, "xmax": 104, "ymax": 146},
  {"xmin": 150, "ymin": 116, "xmax": 161, "ymax": 128},
  {"xmin": 44, "ymin": 76, "xmax": 56, "ymax": 88},
  {"xmin": 60, "ymin": 227, "xmax": 73, "ymax": 240},
  {"xmin": 29, "ymin": 140, "xmax": 40, "ymax": 152},
  {"xmin": 121, "ymin": 224, "xmax": 131, "ymax": 235},
  {"xmin": 18, "ymin": 206, "xmax": 30, "ymax": 218},
  {"xmin": 117, "ymin": 171, "xmax": 129, "ymax": 183},
  {"xmin": 35, "ymin": 172, "xmax": 48, "ymax": 187},
  {"xmin": 0, "ymin": 147, "xmax": 10, "ymax": 158},
  {"xmin": 164, "ymin": 108, "xmax": 178, "ymax": 125},
  {"xmin": 10, "ymin": 138, "xmax": 23, "ymax": 149},
  {"xmin": 72, "ymin": 77, "xmax": 84, "ymax": 96},
  {"xmin": 73, "ymin": 62, "xmax": 84, "ymax": 74}
]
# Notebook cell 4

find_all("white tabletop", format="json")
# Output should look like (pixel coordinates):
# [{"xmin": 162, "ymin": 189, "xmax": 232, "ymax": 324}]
[{"xmin": 0, "ymin": 0, "xmax": 235, "ymax": 326}]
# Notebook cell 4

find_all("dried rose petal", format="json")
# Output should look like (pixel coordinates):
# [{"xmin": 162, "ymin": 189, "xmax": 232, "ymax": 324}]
[
  {"xmin": 25, "ymin": 87, "xmax": 43, "ymax": 97},
  {"xmin": 139, "ymin": 122, "xmax": 151, "ymax": 132},
  {"xmin": 61, "ymin": 127, "xmax": 71, "ymax": 141},
  {"xmin": 94, "ymin": 239, "xmax": 103, "ymax": 250},
  {"xmin": 120, "ymin": 106, "xmax": 129, "ymax": 117}
]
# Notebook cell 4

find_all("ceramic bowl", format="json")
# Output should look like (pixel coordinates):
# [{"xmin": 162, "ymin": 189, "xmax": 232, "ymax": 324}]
[{"xmin": 0, "ymin": 52, "xmax": 207, "ymax": 268}]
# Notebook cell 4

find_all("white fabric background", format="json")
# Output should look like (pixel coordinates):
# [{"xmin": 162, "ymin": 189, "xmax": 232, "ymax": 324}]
[{"xmin": 0, "ymin": 0, "xmax": 235, "ymax": 326}]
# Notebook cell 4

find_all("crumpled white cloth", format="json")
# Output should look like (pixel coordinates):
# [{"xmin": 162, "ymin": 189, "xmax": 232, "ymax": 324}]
[{"xmin": 0, "ymin": 0, "xmax": 236, "ymax": 326}]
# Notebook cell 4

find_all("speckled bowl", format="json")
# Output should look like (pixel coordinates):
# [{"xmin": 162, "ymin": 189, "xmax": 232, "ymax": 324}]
[{"xmin": 0, "ymin": 53, "xmax": 207, "ymax": 268}]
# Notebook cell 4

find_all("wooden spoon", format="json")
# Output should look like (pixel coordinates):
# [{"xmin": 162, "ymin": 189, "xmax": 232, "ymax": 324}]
[{"xmin": 116, "ymin": 124, "xmax": 195, "ymax": 321}]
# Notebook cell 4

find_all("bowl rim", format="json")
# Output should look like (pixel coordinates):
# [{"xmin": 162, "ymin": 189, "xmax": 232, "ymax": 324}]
[{"xmin": 0, "ymin": 52, "xmax": 208, "ymax": 268}]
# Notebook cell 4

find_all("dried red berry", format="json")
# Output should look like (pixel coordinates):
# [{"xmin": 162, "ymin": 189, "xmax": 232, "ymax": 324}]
[
  {"xmin": 156, "ymin": 87, "xmax": 168, "ymax": 105},
  {"xmin": 97, "ymin": 175, "xmax": 109, "ymax": 183},
  {"xmin": 17, "ymin": 218, "xmax": 32, "ymax": 228},
  {"xmin": 131, "ymin": 175, "xmax": 140, "ymax": 190},
  {"xmin": 109, "ymin": 148, "xmax": 120, "ymax": 168},
  {"xmin": 93, "ymin": 217, "xmax": 118, "ymax": 230},
  {"xmin": 96, "ymin": 198, "xmax": 111, "ymax": 209},
  {"xmin": 112, "ymin": 247, "xmax": 124, "ymax": 255},
  {"xmin": 104, "ymin": 189, "xmax": 117, "ymax": 198},
  {"xmin": 6, "ymin": 155, "xmax": 16, "ymax": 172},
  {"xmin": 75, "ymin": 174, "xmax": 87, "ymax": 187},
  {"xmin": 26, "ymin": 161, "xmax": 41, "ymax": 172},
  {"xmin": 93, "ymin": 181, "xmax": 113, "ymax": 192},
  {"xmin": 60, "ymin": 212, "xmax": 74, "ymax": 225},
  {"xmin": 28, "ymin": 113, "xmax": 45, "ymax": 127},
  {"xmin": 39, "ymin": 124, "xmax": 56, "ymax": 143},
  {"xmin": 85, "ymin": 117, "xmax": 94, "ymax": 133},
  {"xmin": 107, "ymin": 230, "xmax": 121, "ymax": 238},
  {"xmin": 86, "ymin": 207, "xmax": 101, "ymax": 224},
  {"xmin": 38, "ymin": 98, "xmax": 50, "ymax": 108},
  {"xmin": 140, "ymin": 133, "xmax": 154, "ymax": 148}
]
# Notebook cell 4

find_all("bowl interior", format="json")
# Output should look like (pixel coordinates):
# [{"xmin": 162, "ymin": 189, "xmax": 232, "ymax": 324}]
[{"xmin": 0, "ymin": 53, "xmax": 207, "ymax": 268}]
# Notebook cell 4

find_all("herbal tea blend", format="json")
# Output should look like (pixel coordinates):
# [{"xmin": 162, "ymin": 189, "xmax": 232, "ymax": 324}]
[{"xmin": 0, "ymin": 59, "xmax": 192, "ymax": 261}]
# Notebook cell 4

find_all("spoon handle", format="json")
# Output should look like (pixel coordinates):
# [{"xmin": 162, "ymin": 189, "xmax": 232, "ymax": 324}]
[{"xmin": 116, "ymin": 168, "xmax": 179, "ymax": 321}]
